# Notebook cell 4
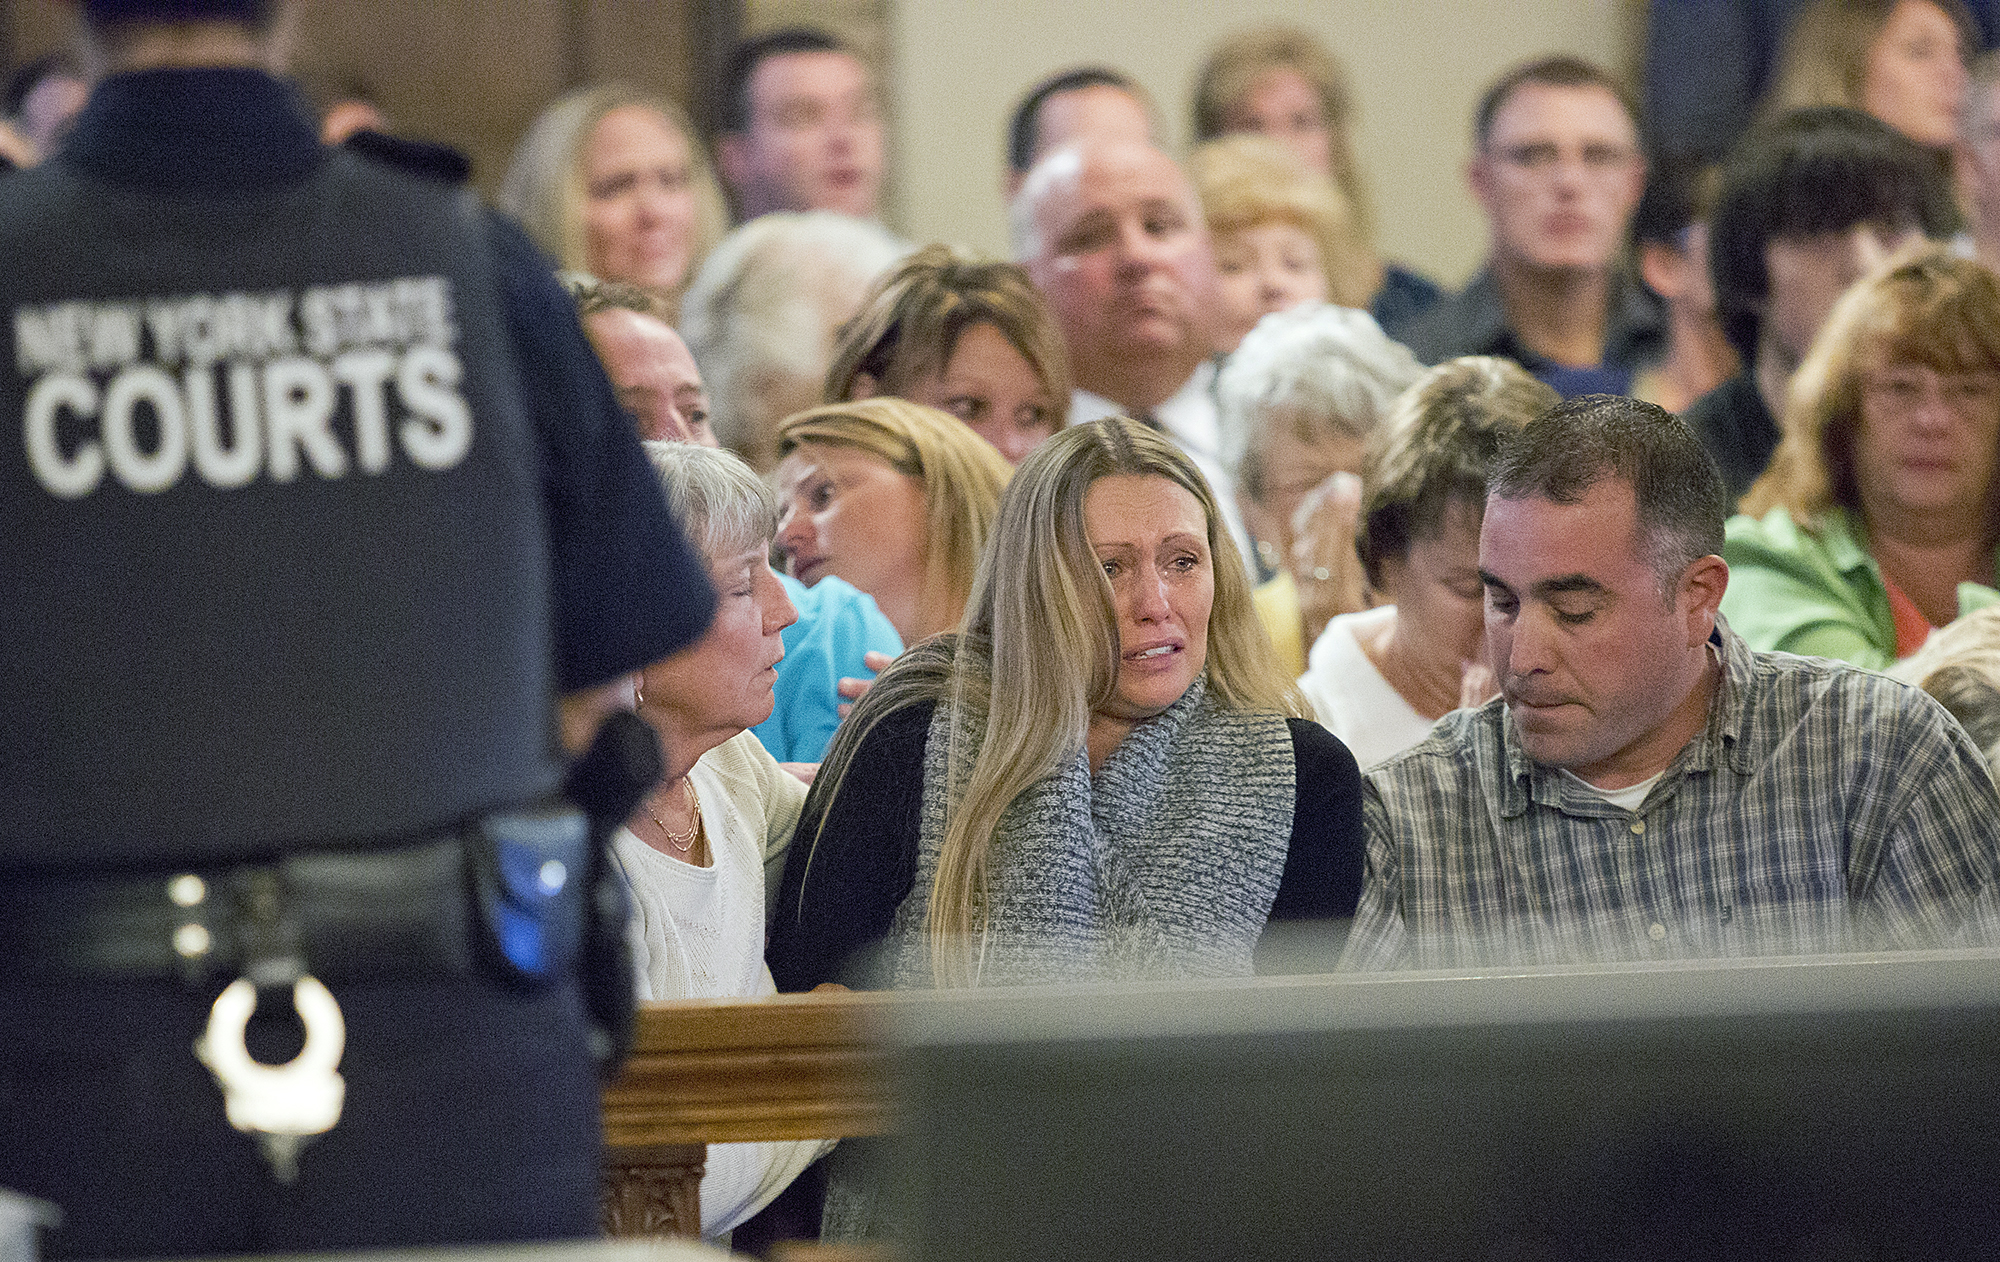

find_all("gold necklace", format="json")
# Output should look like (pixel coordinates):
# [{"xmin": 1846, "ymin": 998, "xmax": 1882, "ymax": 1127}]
[{"xmin": 646, "ymin": 778, "xmax": 701, "ymax": 854}]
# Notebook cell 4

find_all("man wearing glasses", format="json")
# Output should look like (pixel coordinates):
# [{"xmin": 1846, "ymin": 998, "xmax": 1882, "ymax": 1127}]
[{"xmin": 1390, "ymin": 57, "xmax": 1662, "ymax": 397}]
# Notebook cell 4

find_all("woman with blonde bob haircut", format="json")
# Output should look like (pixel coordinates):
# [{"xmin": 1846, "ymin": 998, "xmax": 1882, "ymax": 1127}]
[
  {"xmin": 1723, "ymin": 243, "xmax": 2000, "ymax": 666},
  {"xmin": 769, "ymin": 416, "xmax": 1365, "ymax": 995},
  {"xmin": 772, "ymin": 398, "xmax": 1012, "ymax": 646},
  {"xmin": 823, "ymin": 245, "xmax": 1072, "ymax": 465},
  {"xmin": 1190, "ymin": 135, "xmax": 1380, "ymax": 354},
  {"xmin": 498, "ymin": 83, "xmax": 728, "ymax": 315}
]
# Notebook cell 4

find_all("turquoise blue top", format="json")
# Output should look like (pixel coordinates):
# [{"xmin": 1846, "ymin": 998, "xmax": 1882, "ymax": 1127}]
[{"xmin": 754, "ymin": 574, "xmax": 903, "ymax": 763}]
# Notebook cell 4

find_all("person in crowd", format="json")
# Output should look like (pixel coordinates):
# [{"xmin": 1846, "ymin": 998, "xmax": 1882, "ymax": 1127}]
[
  {"xmin": 1344, "ymin": 394, "xmax": 2000, "ymax": 970},
  {"xmin": 824, "ymin": 244, "xmax": 1070, "ymax": 465},
  {"xmin": 1189, "ymin": 135, "xmax": 1378, "ymax": 356},
  {"xmin": 619, "ymin": 442, "xmax": 831, "ymax": 1239},
  {"xmin": 293, "ymin": 65, "xmax": 388, "ymax": 144},
  {"xmin": 773, "ymin": 398, "xmax": 1012, "ymax": 647},
  {"xmin": 498, "ymin": 83, "xmax": 728, "ymax": 320},
  {"xmin": 1214, "ymin": 303, "xmax": 1423, "ymax": 674},
  {"xmin": 680, "ymin": 211, "xmax": 906, "ymax": 472},
  {"xmin": 1893, "ymin": 605, "xmax": 2000, "ymax": 778},
  {"xmin": 1003, "ymin": 65, "xmax": 1157, "ymax": 199},
  {"xmin": 571, "ymin": 279, "xmax": 714, "ymax": 444},
  {"xmin": 1629, "ymin": 156, "xmax": 1740, "ymax": 414},
  {"xmin": 571, "ymin": 279, "xmax": 900, "ymax": 765},
  {"xmin": 1191, "ymin": 24, "xmax": 1441, "ymax": 329},
  {"xmin": 769, "ymin": 416, "xmax": 1364, "ymax": 995},
  {"xmin": 1956, "ymin": 49, "xmax": 2000, "ymax": 266},
  {"xmin": 1389, "ymin": 57, "xmax": 1660, "ymax": 397},
  {"xmin": 0, "ymin": 0, "xmax": 717, "ymax": 1253},
  {"xmin": 1764, "ymin": 0, "xmax": 1976, "ymax": 153},
  {"xmin": 1013, "ymin": 138, "xmax": 1253, "ymax": 562},
  {"xmin": 1691, "ymin": 107, "xmax": 1954, "ymax": 499},
  {"xmin": 715, "ymin": 27, "xmax": 885, "ymax": 223},
  {"xmin": 1, "ymin": 52, "xmax": 86, "ymax": 163},
  {"xmin": 1723, "ymin": 245, "xmax": 2000, "ymax": 665},
  {"xmin": 1299, "ymin": 358, "xmax": 1558, "ymax": 769}
]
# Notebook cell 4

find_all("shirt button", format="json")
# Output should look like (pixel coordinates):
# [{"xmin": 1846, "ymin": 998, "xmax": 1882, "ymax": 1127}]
[
  {"xmin": 1630, "ymin": 818, "xmax": 1647, "ymax": 835},
  {"xmin": 1648, "ymin": 922, "xmax": 1667, "ymax": 941}
]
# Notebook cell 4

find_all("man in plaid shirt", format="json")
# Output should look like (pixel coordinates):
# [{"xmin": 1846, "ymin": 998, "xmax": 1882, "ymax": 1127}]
[{"xmin": 1344, "ymin": 394, "xmax": 2000, "ymax": 969}]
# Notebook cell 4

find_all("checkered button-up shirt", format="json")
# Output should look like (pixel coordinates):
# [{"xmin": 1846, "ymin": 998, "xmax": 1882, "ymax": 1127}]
[{"xmin": 1341, "ymin": 621, "xmax": 2000, "ymax": 969}]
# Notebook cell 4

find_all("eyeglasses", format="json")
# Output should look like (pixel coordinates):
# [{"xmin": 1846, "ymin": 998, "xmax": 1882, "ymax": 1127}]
[
  {"xmin": 1491, "ymin": 141, "xmax": 1636, "ymax": 177},
  {"xmin": 1862, "ymin": 366, "xmax": 2000, "ymax": 416}
]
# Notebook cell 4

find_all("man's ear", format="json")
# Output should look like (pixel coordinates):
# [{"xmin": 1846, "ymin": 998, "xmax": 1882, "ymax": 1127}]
[
  {"xmin": 1680, "ymin": 553, "xmax": 1730, "ymax": 645},
  {"xmin": 848, "ymin": 371, "xmax": 880, "ymax": 400},
  {"xmin": 1467, "ymin": 151, "xmax": 1494, "ymax": 215}
]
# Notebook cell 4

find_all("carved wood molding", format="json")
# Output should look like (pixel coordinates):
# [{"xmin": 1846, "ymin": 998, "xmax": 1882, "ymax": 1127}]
[
  {"xmin": 602, "ymin": 992, "xmax": 898, "ymax": 1149},
  {"xmin": 601, "ymin": 1142, "xmax": 705, "ymax": 1237},
  {"xmin": 600, "ymin": 991, "xmax": 898, "ymax": 1238}
]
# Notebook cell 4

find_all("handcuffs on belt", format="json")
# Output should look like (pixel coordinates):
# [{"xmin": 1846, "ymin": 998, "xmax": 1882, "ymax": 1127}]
[{"xmin": 175, "ymin": 868, "xmax": 347, "ymax": 1184}]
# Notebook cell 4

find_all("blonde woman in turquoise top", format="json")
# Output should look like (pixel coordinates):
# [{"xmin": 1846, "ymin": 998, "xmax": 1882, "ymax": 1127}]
[{"xmin": 1722, "ymin": 244, "xmax": 2000, "ymax": 669}]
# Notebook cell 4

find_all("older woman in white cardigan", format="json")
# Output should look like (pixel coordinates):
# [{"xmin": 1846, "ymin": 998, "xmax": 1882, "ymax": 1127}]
[{"xmin": 619, "ymin": 440, "xmax": 830, "ymax": 1239}]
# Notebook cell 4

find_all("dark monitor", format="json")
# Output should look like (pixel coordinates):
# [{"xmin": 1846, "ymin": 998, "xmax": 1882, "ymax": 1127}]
[{"xmin": 889, "ymin": 952, "xmax": 2000, "ymax": 1260}]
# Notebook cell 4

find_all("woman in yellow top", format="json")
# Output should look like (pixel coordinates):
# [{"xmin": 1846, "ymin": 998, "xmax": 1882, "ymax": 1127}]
[{"xmin": 1721, "ymin": 243, "xmax": 2000, "ymax": 668}]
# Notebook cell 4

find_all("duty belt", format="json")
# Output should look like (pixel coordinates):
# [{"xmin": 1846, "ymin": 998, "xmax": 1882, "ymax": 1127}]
[{"xmin": 0, "ymin": 806, "xmax": 593, "ymax": 1181}]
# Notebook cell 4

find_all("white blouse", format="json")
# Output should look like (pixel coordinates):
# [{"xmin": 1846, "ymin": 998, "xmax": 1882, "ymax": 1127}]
[
  {"xmin": 1297, "ymin": 605, "xmax": 1441, "ymax": 770},
  {"xmin": 614, "ymin": 729, "xmax": 829, "ymax": 1239}
]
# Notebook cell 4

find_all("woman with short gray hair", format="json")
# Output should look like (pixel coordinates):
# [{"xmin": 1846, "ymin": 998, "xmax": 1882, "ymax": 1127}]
[
  {"xmin": 620, "ymin": 440, "xmax": 830, "ymax": 1238},
  {"xmin": 1215, "ymin": 302, "xmax": 1424, "ymax": 672},
  {"xmin": 1297, "ymin": 357, "xmax": 1557, "ymax": 767}
]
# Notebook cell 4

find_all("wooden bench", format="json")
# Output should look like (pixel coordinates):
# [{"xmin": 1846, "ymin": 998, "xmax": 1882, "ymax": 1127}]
[{"xmin": 599, "ymin": 991, "xmax": 896, "ymax": 1239}]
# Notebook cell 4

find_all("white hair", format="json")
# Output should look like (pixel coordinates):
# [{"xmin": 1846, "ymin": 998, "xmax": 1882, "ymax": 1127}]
[
  {"xmin": 641, "ymin": 440, "xmax": 777, "ymax": 561},
  {"xmin": 1214, "ymin": 302, "xmax": 1425, "ymax": 494},
  {"xmin": 678, "ymin": 212, "xmax": 908, "ymax": 471},
  {"xmin": 1891, "ymin": 605, "xmax": 2000, "ymax": 781},
  {"xmin": 1008, "ymin": 144, "xmax": 1086, "ymax": 262}
]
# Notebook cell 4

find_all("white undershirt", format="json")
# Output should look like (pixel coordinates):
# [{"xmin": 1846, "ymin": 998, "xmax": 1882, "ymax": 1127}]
[{"xmin": 1559, "ymin": 768, "xmax": 1665, "ymax": 812}]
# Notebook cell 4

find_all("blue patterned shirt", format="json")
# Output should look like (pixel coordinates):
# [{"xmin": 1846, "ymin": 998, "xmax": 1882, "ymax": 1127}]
[{"xmin": 1343, "ymin": 621, "xmax": 2000, "ymax": 969}]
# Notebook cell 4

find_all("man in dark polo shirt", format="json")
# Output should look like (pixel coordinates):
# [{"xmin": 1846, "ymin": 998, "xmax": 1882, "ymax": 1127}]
[
  {"xmin": 1388, "ymin": 56, "xmax": 1662, "ymax": 398},
  {"xmin": 0, "ymin": 1, "xmax": 713, "ymax": 1255}
]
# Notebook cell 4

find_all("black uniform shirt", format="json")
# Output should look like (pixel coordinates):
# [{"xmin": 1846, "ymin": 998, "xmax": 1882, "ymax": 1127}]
[{"xmin": 0, "ymin": 70, "xmax": 713, "ymax": 867}]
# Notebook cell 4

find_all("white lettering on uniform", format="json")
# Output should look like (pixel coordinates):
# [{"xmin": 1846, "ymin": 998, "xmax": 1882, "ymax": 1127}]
[
  {"xmin": 398, "ymin": 347, "xmax": 472, "ymax": 470},
  {"xmin": 332, "ymin": 349, "xmax": 397, "ymax": 474},
  {"xmin": 24, "ymin": 372, "xmax": 103, "ymax": 498},
  {"xmin": 183, "ymin": 362, "xmax": 263, "ymax": 488},
  {"xmin": 263, "ymin": 356, "xmax": 345, "ymax": 482},
  {"xmin": 14, "ymin": 278, "xmax": 474, "ymax": 498},
  {"xmin": 101, "ymin": 364, "xmax": 189, "ymax": 493}
]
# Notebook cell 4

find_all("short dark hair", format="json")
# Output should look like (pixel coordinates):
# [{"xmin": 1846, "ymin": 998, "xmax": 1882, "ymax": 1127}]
[
  {"xmin": 1006, "ymin": 66, "xmax": 1144, "ymax": 175},
  {"xmin": 1631, "ymin": 152, "xmax": 1715, "ymax": 249},
  {"xmin": 1488, "ymin": 394, "xmax": 1727, "ymax": 591},
  {"xmin": 1473, "ymin": 55, "xmax": 1639, "ymax": 149},
  {"xmin": 718, "ymin": 26, "xmax": 849, "ymax": 136},
  {"xmin": 1708, "ymin": 107, "xmax": 1956, "ymax": 361}
]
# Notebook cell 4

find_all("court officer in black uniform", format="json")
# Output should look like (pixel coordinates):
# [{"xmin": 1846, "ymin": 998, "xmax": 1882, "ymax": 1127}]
[{"xmin": 0, "ymin": 1, "xmax": 716, "ymax": 1256}]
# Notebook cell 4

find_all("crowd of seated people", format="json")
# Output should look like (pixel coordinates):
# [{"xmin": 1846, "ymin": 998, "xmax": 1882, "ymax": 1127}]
[{"xmin": 13, "ymin": 9, "xmax": 2000, "ymax": 1251}]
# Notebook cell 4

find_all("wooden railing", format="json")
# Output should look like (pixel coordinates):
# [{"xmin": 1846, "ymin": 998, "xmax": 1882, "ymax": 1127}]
[{"xmin": 599, "ymin": 991, "xmax": 897, "ymax": 1238}]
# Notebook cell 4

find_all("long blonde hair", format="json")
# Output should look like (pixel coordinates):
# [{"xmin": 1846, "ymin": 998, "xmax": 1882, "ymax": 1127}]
[
  {"xmin": 497, "ymin": 83, "xmax": 728, "ymax": 311},
  {"xmin": 798, "ymin": 418, "xmax": 1302, "ymax": 985},
  {"xmin": 775, "ymin": 399, "xmax": 1012, "ymax": 634}
]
